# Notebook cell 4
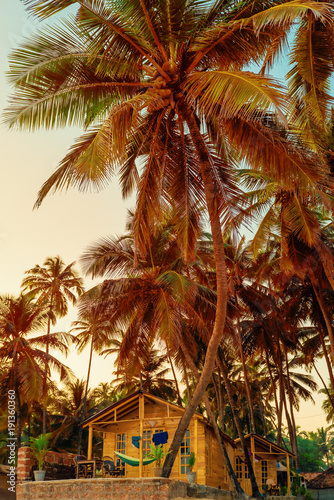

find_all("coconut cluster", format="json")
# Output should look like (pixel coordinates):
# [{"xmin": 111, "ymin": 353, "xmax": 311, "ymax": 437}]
[{"xmin": 143, "ymin": 61, "xmax": 178, "ymax": 113}]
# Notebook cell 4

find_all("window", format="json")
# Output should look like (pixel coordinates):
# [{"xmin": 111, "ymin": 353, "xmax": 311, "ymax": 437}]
[
  {"xmin": 116, "ymin": 433, "xmax": 126, "ymax": 475},
  {"xmin": 142, "ymin": 430, "xmax": 151, "ymax": 457},
  {"xmin": 236, "ymin": 457, "xmax": 243, "ymax": 479},
  {"xmin": 142, "ymin": 429, "xmax": 164, "ymax": 457},
  {"xmin": 261, "ymin": 460, "xmax": 268, "ymax": 485},
  {"xmin": 180, "ymin": 430, "xmax": 190, "ymax": 474}
]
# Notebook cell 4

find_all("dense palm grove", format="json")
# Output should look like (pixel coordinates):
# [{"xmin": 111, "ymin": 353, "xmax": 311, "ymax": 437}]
[{"xmin": 2, "ymin": 0, "xmax": 334, "ymax": 497}]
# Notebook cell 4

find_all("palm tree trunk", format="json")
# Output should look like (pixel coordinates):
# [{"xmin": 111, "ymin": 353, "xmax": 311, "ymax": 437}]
[
  {"xmin": 276, "ymin": 339, "xmax": 285, "ymax": 448},
  {"xmin": 317, "ymin": 324, "xmax": 334, "ymax": 391},
  {"xmin": 43, "ymin": 310, "xmax": 52, "ymax": 435},
  {"xmin": 167, "ymin": 348, "xmax": 183, "ymax": 406},
  {"xmin": 182, "ymin": 359, "xmax": 191, "ymax": 401},
  {"xmin": 235, "ymin": 294, "xmax": 256, "ymax": 433},
  {"xmin": 78, "ymin": 336, "xmax": 94, "ymax": 455},
  {"xmin": 178, "ymin": 336, "xmax": 247, "ymax": 499},
  {"xmin": 313, "ymin": 361, "xmax": 334, "ymax": 411},
  {"xmin": 217, "ymin": 357, "xmax": 262, "ymax": 499},
  {"xmin": 310, "ymin": 271, "xmax": 334, "ymax": 367},
  {"xmin": 14, "ymin": 379, "xmax": 22, "ymax": 449},
  {"xmin": 283, "ymin": 345, "xmax": 299, "ymax": 469},
  {"xmin": 162, "ymin": 106, "xmax": 229, "ymax": 478}
]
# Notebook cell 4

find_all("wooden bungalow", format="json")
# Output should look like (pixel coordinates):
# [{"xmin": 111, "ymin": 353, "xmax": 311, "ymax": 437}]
[
  {"xmin": 234, "ymin": 434, "xmax": 294, "ymax": 496},
  {"xmin": 82, "ymin": 390, "xmax": 235, "ymax": 490}
]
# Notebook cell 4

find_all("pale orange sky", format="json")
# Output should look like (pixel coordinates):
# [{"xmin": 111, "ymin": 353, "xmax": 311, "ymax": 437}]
[{"xmin": 0, "ymin": 0, "xmax": 331, "ymax": 434}]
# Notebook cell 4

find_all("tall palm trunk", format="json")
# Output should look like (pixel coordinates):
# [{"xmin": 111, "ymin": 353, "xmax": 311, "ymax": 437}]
[
  {"xmin": 283, "ymin": 345, "xmax": 299, "ymax": 469},
  {"xmin": 235, "ymin": 294, "xmax": 256, "ymax": 433},
  {"xmin": 314, "ymin": 315, "xmax": 334, "ymax": 391},
  {"xmin": 182, "ymin": 359, "xmax": 191, "ymax": 401},
  {"xmin": 43, "ymin": 296, "xmax": 53, "ymax": 435},
  {"xmin": 217, "ymin": 357, "xmax": 262, "ymax": 498},
  {"xmin": 167, "ymin": 348, "xmax": 183, "ymax": 407},
  {"xmin": 264, "ymin": 349, "xmax": 279, "ymax": 439},
  {"xmin": 78, "ymin": 335, "xmax": 94, "ymax": 455},
  {"xmin": 276, "ymin": 332, "xmax": 287, "ymax": 448},
  {"xmin": 162, "ymin": 107, "xmax": 229, "ymax": 477},
  {"xmin": 313, "ymin": 361, "xmax": 334, "ymax": 411},
  {"xmin": 309, "ymin": 271, "xmax": 334, "ymax": 367},
  {"xmin": 178, "ymin": 336, "xmax": 247, "ymax": 499}
]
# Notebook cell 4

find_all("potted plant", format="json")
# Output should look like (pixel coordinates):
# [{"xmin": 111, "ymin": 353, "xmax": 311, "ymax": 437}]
[
  {"xmin": 148, "ymin": 444, "xmax": 170, "ymax": 477},
  {"xmin": 186, "ymin": 452, "xmax": 196, "ymax": 483},
  {"xmin": 29, "ymin": 433, "xmax": 52, "ymax": 481}
]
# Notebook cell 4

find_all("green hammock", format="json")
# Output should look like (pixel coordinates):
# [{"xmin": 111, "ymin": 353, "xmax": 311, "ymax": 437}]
[{"xmin": 115, "ymin": 451, "xmax": 156, "ymax": 467}]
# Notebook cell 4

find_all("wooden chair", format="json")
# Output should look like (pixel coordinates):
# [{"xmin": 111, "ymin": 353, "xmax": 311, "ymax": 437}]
[
  {"xmin": 102, "ymin": 456, "xmax": 122, "ymax": 477},
  {"xmin": 73, "ymin": 455, "xmax": 94, "ymax": 478}
]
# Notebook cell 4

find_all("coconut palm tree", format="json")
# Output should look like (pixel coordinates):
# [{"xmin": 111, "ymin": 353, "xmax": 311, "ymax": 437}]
[
  {"xmin": 21, "ymin": 256, "xmax": 84, "ymax": 433},
  {"xmin": 71, "ymin": 292, "xmax": 114, "ymax": 453},
  {"xmin": 5, "ymin": 1, "xmax": 333, "ymax": 489},
  {"xmin": 0, "ymin": 294, "xmax": 72, "ymax": 447},
  {"xmin": 106, "ymin": 336, "xmax": 176, "ymax": 400},
  {"xmin": 48, "ymin": 379, "xmax": 98, "ymax": 453}
]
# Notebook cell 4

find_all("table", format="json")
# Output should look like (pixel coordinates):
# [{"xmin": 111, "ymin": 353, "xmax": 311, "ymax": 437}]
[{"xmin": 76, "ymin": 459, "xmax": 103, "ymax": 479}]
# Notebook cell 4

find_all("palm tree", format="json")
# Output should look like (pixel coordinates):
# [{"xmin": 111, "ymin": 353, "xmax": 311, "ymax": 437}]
[
  {"xmin": 106, "ymin": 336, "xmax": 176, "ymax": 400},
  {"xmin": 48, "ymin": 379, "xmax": 98, "ymax": 453},
  {"xmin": 0, "ymin": 294, "xmax": 72, "ymax": 447},
  {"xmin": 71, "ymin": 293, "xmax": 114, "ymax": 453},
  {"xmin": 21, "ymin": 256, "xmax": 84, "ymax": 433},
  {"xmin": 5, "ymin": 1, "xmax": 333, "ymax": 487}
]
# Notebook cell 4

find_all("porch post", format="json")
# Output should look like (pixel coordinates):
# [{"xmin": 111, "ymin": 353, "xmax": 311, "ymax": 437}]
[
  {"xmin": 139, "ymin": 394, "xmax": 144, "ymax": 478},
  {"xmin": 88, "ymin": 425, "xmax": 93, "ymax": 459},
  {"xmin": 286, "ymin": 452, "xmax": 290, "ymax": 495}
]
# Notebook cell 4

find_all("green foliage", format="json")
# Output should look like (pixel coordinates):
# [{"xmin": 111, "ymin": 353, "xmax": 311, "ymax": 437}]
[
  {"xmin": 148, "ymin": 444, "xmax": 171, "ymax": 468},
  {"xmin": 297, "ymin": 435, "xmax": 327, "ymax": 472},
  {"xmin": 188, "ymin": 451, "xmax": 196, "ymax": 471},
  {"xmin": 280, "ymin": 485, "xmax": 287, "ymax": 495},
  {"xmin": 29, "ymin": 433, "xmax": 52, "ymax": 470}
]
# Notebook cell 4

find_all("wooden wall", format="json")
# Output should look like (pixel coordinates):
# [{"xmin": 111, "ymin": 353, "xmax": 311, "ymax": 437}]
[{"xmin": 101, "ymin": 398, "xmax": 234, "ymax": 491}]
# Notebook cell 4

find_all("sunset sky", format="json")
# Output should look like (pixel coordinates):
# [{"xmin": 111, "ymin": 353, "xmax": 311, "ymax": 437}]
[{"xmin": 0, "ymin": 0, "xmax": 330, "ymax": 433}]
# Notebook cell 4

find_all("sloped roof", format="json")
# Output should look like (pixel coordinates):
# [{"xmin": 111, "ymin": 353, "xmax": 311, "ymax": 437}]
[
  {"xmin": 82, "ymin": 389, "xmax": 235, "ymax": 445},
  {"xmin": 234, "ymin": 433, "xmax": 295, "ymax": 458},
  {"xmin": 301, "ymin": 472, "xmax": 321, "ymax": 484},
  {"xmin": 308, "ymin": 468, "xmax": 334, "ymax": 489}
]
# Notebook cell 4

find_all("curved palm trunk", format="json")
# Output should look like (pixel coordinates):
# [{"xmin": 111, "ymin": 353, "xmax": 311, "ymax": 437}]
[
  {"xmin": 162, "ymin": 107, "xmax": 229, "ymax": 477},
  {"xmin": 310, "ymin": 271, "xmax": 334, "ymax": 367},
  {"xmin": 235, "ymin": 294, "xmax": 256, "ymax": 433},
  {"xmin": 217, "ymin": 357, "xmax": 262, "ymax": 498},
  {"xmin": 313, "ymin": 361, "xmax": 334, "ymax": 411},
  {"xmin": 317, "ymin": 327, "xmax": 334, "ymax": 390},
  {"xmin": 178, "ymin": 336, "xmax": 247, "ymax": 499},
  {"xmin": 78, "ymin": 336, "xmax": 94, "ymax": 455}
]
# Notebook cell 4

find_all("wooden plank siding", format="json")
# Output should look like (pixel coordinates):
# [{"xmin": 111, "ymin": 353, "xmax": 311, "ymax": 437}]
[{"xmin": 83, "ymin": 392, "xmax": 291, "ymax": 493}]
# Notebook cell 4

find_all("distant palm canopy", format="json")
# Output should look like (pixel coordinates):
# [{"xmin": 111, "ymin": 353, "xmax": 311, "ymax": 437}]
[{"xmin": 4, "ymin": 0, "xmax": 334, "ymax": 483}]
